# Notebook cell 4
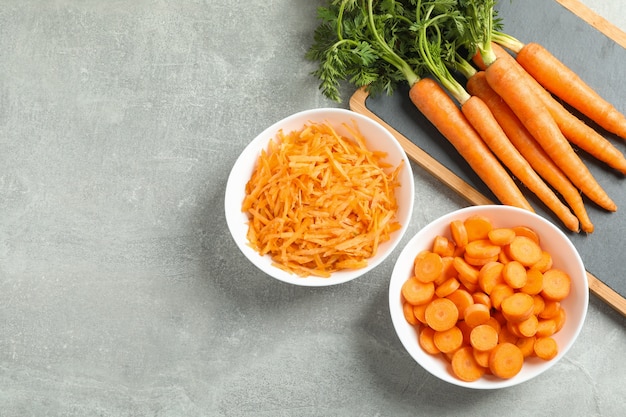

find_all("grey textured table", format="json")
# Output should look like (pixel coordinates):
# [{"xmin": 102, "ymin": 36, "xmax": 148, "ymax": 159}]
[{"xmin": 0, "ymin": 1, "xmax": 624, "ymax": 416}]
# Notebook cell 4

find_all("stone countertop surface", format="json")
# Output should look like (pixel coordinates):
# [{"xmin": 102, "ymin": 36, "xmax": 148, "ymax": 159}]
[{"xmin": 0, "ymin": 1, "xmax": 624, "ymax": 416}]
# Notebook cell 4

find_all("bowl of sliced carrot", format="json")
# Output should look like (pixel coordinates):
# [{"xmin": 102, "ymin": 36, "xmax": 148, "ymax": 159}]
[
  {"xmin": 389, "ymin": 205, "xmax": 588, "ymax": 389},
  {"xmin": 225, "ymin": 108, "xmax": 414, "ymax": 286}
]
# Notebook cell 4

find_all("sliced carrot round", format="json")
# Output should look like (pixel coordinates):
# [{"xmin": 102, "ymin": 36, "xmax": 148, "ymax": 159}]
[
  {"xmin": 489, "ymin": 342, "xmax": 524, "ymax": 379},
  {"xmin": 401, "ymin": 277, "xmax": 435, "ymax": 305},
  {"xmin": 541, "ymin": 269, "xmax": 571, "ymax": 301},
  {"xmin": 534, "ymin": 336, "xmax": 558, "ymax": 360},
  {"xmin": 464, "ymin": 215, "xmax": 493, "ymax": 242},
  {"xmin": 450, "ymin": 219, "xmax": 468, "ymax": 248},
  {"xmin": 425, "ymin": 298, "xmax": 459, "ymax": 332},
  {"xmin": 508, "ymin": 235, "xmax": 543, "ymax": 266},
  {"xmin": 501, "ymin": 292, "xmax": 535, "ymax": 323},
  {"xmin": 418, "ymin": 326, "xmax": 441, "ymax": 355},
  {"xmin": 502, "ymin": 260, "xmax": 528, "ymax": 289},
  {"xmin": 414, "ymin": 251, "xmax": 444, "ymax": 283},
  {"xmin": 452, "ymin": 346, "xmax": 486, "ymax": 382},
  {"xmin": 488, "ymin": 227, "xmax": 516, "ymax": 246},
  {"xmin": 470, "ymin": 324, "xmax": 499, "ymax": 351},
  {"xmin": 463, "ymin": 302, "xmax": 491, "ymax": 328},
  {"xmin": 433, "ymin": 325, "xmax": 464, "ymax": 353}
]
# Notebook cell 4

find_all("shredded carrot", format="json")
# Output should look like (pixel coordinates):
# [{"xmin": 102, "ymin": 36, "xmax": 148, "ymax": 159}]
[{"xmin": 243, "ymin": 121, "xmax": 403, "ymax": 277}]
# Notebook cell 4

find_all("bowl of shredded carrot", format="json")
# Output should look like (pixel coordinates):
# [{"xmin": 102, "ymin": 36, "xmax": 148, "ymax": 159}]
[
  {"xmin": 389, "ymin": 205, "xmax": 588, "ymax": 389},
  {"xmin": 225, "ymin": 108, "xmax": 414, "ymax": 286}
]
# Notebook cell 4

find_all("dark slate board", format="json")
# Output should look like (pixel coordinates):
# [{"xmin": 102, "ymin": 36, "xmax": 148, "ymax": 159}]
[{"xmin": 363, "ymin": 0, "xmax": 626, "ymax": 302}]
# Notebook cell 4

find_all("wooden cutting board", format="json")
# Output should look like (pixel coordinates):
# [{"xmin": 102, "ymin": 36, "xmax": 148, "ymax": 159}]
[{"xmin": 350, "ymin": 0, "xmax": 626, "ymax": 317}]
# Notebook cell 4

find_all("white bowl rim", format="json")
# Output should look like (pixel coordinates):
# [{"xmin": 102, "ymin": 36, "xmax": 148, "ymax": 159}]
[
  {"xmin": 224, "ymin": 107, "xmax": 415, "ymax": 286},
  {"xmin": 388, "ymin": 205, "xmax": 589, "ymax": 389}
]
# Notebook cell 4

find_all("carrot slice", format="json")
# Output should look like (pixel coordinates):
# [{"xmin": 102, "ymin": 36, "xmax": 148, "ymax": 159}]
[
  {"xmin": 470, "ymin": 324, "xmax": 499, "ymax": 351},
  {"xmin": 425, "ymin": 298, "xmax": 459, "ymax": 332},
  {"xmin": 478, "ymin": 261, "xmax": 504, "ymax": 294},
  {"xmin": 450, "ymin": 220, "xmax": 468, "ymax": 248},
  {"xmin": 453, "ymin": 256, "xmax": 480, "ymax": 286},
  {"xmin": 541, "ymin": 269, "xmax": 571, "ymax": 301},
  {"xmin": 473, "ymin": 347, "xmax": 491, "ymax": 368},
  {"xmin": 520, "ymin": 268, "xmax": 544, "ymax": 295},
  {"xmin": 502, "ymin": 260, "xmax": 528, "ymax": 289},
  {"xmin": 531, "ymin": 251, "xmax": 553, "ymax": 273},
  {"xmin": 446, "ymin": 289, "xmax": 474, "ymax": 319},
  {"xmin": 418, "ymin": 326, "xmax": 441, "ymax": 355},
  {"xmin": 489, "ymin": 283, "xmax": 515, "ymax": 311},
  {"xmin": 403, "ymin": 301, "xmax": 419, "ymax": 326},
  {"xmin": 501, "ymin": 292, "xmax": 535, "ymax": 323},
  {"xmin": 464, "ymin": 253, "xmax": 499, "ymax": 267},
  {"xmin": 536, "ymin": 319, "xmax": 557, "ymax": 338},
  {"xmin": 538, "ymin": 300, "xmax": 561, "ymax": 319},
  {"xmin": 508, "ymin": 236, "xmax": 543, "ymax": 267},
  {"xmin": 516, "ymin": 314, "xmax": 539, "ymax": 338},
  {"xmin": 432, "ymin": 235, "xmax": 456, "ymax": 257},
  {"xmin": 512, "ymin": 226, "xmax": 539, "ymax": 244},
  {"xmin": 435, "ymin": 277, "xmax": 461, "ymax": 298},
  {"xmin": 489, "ymin": 342, "xmax": 524, "ymax": 379},
  {"xmin": 532, "ymin": 295, "xmax": 546, "ymax": 317},
  {"xmin": 452, "ymin": 346, "xmax": 486, "ymax": 382},
  {"xmin": 414, "ymin": 252, "xmax": 444, "ymax": 283},
  {"xmin": 534, "ymin": 336, "xmax": 559, "ymax": 360},
  {"xmin": 516, "ymin": 336, "xmax": 536, "ymax": 358},
  {"xmin": 434, "ymin": 326, "xmax": 464, "ymax": 353},
  {"xmin": 464, "ymin": 303, "xmax": 491, "ymax": 328},
  {"xmin": 464, "ymin": 215, "xmax": 493, "ymax": 242},
  {"xmin": 488, "ymin": 228, "xmax": 516, "ymax": 246},
  {"xmin": 472, "ymin": 291, "xmax": 492, "ymax": 309},
  {"xmin": 413, "ymin": 303, "xmax": 428, "ymax": 325},
  {"xmin": 465, "ymin": 239, "xmax": 502, "ymax": 259},
  {"xmin": 401, "ymin": 277, "xmax": 435, "ymax": 306}
]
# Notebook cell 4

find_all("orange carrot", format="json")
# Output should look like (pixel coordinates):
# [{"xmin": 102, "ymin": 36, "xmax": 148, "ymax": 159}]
[
  {"xmin": 531, "ymin": 251, "xmax": 553, "ymax": 273},
  {"xmin": 433, "ymin": 326, "xmax": 464, "ymax": 353},
  {"xmin": 461, "ymin": 95, "xmax": 580, "ymax": 232},
  {"xmin": 435, "ymin": 277, "xmax": 461, "ymax": 298},
  {"xmin": 464, "ymin": 215, "xmax": 494, "ymax": 242},
  {"xmin": 409, "ymin": 78, "xmax": 533, "ymax": 210},
  {"xmin": 502, "ymin": 260, "xmax": 528, "ymax": 289},
  {"xmin": 533, "ymin": 336, "xmax": 559, "ymax": 360},
  {"xmin": 466, "ymin": 71, "xmax": 594, "ymax": 232},
  {"xmin": 489, "ymin": 283, "xmax": 515, "ymax": 311},
  {"xmin": 501, "ymin": 292, "xmax": 535, "ymax": 323},
  {"xmin": 446, "ymin": 289, "xmax": 474, "ymax": 319},
  {"xmin": 516, "ymin": 314, "xmax": 539, "ymax": 338},
  {"xmin": 478, "ymin": 261, "xmax": 505, "ymax": 294},
  {"xmin": 403, "ymin": 301, "xmax": 419, "ymax": 326},
  {"xmin": 452, "ymin": 346, "xmax": 486, "ymax": 382},
  {"xmin": 515, "ymin": 42, "xmax": 626, "ymax": 140},
  {"xmin": 470, "ymin": 324, "xmax": 499, "ymax": 351},
  {"xmin": 489, "ymin": 342, "xmax": 524, "ymax": 379},
  {"xmin": 463, "ymin": 303, "xmax": 491, "ymax": 328},
  {"xmin": 472, "ymin": 291, "xmax": 492, "ymax": 310},
  {"xmin": 487, "ymin": 228, "xmax": 516, "ymax": 246},
  {"xmin": 541, "ymin": 269, "xmax": 572, "ymax": 301},
  {"xmin": 465, "ymin": 239, "xmax": 502, "ymax": 260},
  {"xmin": 484, "ymin": 56, "xmax": 616, "ymax": 212},
  {"xmin": 425, "ymin": 298, "xmax": 459, "ymax": 332},
  {"xmin": 516, "ymin": 336, "xmax": 536, "ymax": 358},
  {"xmin": 418, "ymin": 326, "xmax": 441, "ymax": 355},
  {"xmin": 414, "ymin": 251, "xmax": 444, "ymax": 283},
  {"xmin": 520, "ymin": 268, "xmax": 544, "ymax": 296},
  {"xmin": 453, "ymin": 256, "xmax": 480, "ymax": 287},
  {"xmin": 450, "ymin": 219, "xmax": 469, "ymax": 248},
  {"xmin": 481, "ymin": 44, "xmax": 626, "ymax": 174},
  {"xmin": 432, "ymin": 235, "xmax": 456, "ymax": 257},
  {"xmin": 413, "ymin": 303, "xmax": 428, "ymax": 325},
  {"xmin": 508, "ymin": 236, "xmax": 543, "ymax": 267},
  {"xmin": 401, "ymin": 277, "xmax": 435, "ymax": 306}
]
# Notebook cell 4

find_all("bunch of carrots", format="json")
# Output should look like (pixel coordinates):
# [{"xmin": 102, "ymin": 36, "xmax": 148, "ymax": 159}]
[{"xmin": 307, "ymin": 0, "xmax": 626, "ymax": 233}]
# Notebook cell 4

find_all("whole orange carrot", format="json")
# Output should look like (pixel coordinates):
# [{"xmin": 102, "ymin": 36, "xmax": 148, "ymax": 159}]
[
  {"xmin": 484, "ymin": 57, "xmax": 617, "ymax": 212},
  {"xmin": 515, "ymin": 42, "xmax": 626, "ymax": 140},
  {"xmin": 461, "ymin": 95, "xmax": 580, "ymax": 232},
  {"xmin": 482, "ymin": 43, "xmax": 626, "ymax": 174},
  {"xmin": 467, "ymin": 71, "xmax": 594, "ymax": 233},
  {"xmin": 409, "ymin": 78, "xmax": 532, "ymax": 211}
]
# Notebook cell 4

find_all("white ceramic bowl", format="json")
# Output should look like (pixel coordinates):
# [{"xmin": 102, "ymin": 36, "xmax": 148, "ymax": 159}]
[
  {"xmin": 225, "ymin": 108, "xmax": 414, "ymax": 286},
  {"xmin": 389, "ymin": 205, "xmax": 588, "ymax": 389}
]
